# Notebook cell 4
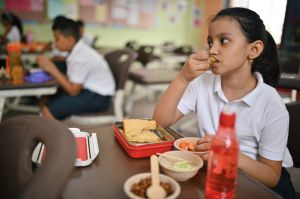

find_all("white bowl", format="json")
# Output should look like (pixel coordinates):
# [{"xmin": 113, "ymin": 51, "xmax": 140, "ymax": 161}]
[
  {"xmin": 158, "ymin": 150, "xmax": 203, "ymax": 181},
  {"xmin": 173, "ymin": 137, "xmax": 210, "ymax": 157},
  {"xmin": 124, "ymin": 172, "xmax": 181, "ymax": 199}
]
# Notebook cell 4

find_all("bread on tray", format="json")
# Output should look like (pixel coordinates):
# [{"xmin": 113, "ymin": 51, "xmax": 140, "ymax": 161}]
[{"xmin": 123, "ymin": 119, "xmax": 160, "ymax": 143}]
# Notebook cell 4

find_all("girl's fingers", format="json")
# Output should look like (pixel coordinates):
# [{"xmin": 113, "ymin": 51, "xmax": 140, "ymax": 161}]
[
  {"xmin": 195, "ymin": 142, "xmax": 211, "ymax": 152},
  {"xmin": 180, "ymin": 50, "xmax": 210, "ymax": 82},
  {"xmin": 190, "ymin": 51, "xmax": 210, "ymax": 61},
  {"xmin": 202, "ymin": 153, "xmax": 210, "ymax": 161},
  {"xmin": 195, "ymin": 133, "xmax": 214, "ymax": 151},
  {"xmin": 187, "ymin": 52, "xmax": 210, "ymax": 71},
  {"xmin": 196, "ymin": 134, "xmax": 213, "ymax": 145}
]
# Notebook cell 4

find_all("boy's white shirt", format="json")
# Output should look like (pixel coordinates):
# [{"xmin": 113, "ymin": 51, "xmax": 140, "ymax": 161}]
[
  {"xmin": 178, "ymin": 71, "xmax": 293, "ymax": 167},
  {"xmin": 6, "ymin": 26, "xmax": 21, "ymax": 42},
  {"xmin": 66, "ymin": 39, "xmax": 115, "ymax": 96},
  {"xmin": 82, "ymin": 32, "xmax": 95, "ymax": 46}
]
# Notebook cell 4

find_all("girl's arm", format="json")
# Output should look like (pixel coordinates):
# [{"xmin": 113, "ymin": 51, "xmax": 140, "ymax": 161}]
[
  {"xmin": 152, "ymin": 73, "xmax": 188, "ymax": 127},
  {"xmin": 239, "ymin": 153, "xmax": 281, "ymax": 188},
  {"xmin": 37, "ymin": 55, "xmax": 82, "ymax": 96},
  {"xmin": 153, "ymin": 51, "xmax": 210, "ymax": 127}
]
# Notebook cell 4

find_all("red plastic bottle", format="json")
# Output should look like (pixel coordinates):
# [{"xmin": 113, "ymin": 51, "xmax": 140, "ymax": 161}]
[{"xmin": 205, "ymin": 110, "xmax": 239, "ymax": 199}]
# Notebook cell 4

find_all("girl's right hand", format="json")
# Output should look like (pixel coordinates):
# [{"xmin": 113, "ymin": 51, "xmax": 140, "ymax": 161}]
[{"xmin": 179, "ymin": 50, "xmax": 210, "ymax": 83}]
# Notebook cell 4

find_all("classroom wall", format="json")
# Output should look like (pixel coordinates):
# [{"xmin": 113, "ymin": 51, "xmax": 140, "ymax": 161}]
[{"xmin": 1, "ymin": 0, "xmax": 225, "ymax": 50}]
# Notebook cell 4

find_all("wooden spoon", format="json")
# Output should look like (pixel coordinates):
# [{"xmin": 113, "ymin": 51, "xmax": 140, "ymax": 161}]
[{"xmin": 147, "ymin": 155, "xmax": 167, "ymax": 199}]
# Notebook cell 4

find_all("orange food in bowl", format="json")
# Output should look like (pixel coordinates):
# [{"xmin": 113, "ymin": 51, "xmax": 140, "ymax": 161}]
[{"xmin": 179, "ymin": 141, "xmax": 196, "ymax": 151}]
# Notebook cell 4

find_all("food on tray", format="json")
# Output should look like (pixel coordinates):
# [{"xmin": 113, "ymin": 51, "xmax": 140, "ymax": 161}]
[
  {"xmin": 179, "ymin": 140, "xmax": 196, "ymax": 151},
  {"xmin": 130, "ymin": 177, "xmax": 173, "ymax": 198},
  {"xmin": 123, "ymin": 119, "xmax": 161, "ymax": 143}
]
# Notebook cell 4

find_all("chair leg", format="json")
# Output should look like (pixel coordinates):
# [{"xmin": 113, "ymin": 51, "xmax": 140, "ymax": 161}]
[
  {"xmin": 0, "ymin": 97, "xmax": 5, "ymax": 121},
  {"xmin": 291, "ymin": 90, "xmax": 297, "ymax": 102}
]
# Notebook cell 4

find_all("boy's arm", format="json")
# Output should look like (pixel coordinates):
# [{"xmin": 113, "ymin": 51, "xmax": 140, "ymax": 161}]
[{"xmin": 37, "ymin": 55, "xmax": 82, "ymax": 96}]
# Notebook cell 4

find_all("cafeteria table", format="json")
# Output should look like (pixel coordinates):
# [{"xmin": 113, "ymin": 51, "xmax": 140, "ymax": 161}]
[
  {"xmin": 278, "ymin": 73, "xmax": 300, "ymax": 102},
  {"xmin": 62, "ymin": 125, "xmax": 282, "ymax": 199},
  {"xmin": 125, "ymin": 68, "xmax": 178, "ymax": 114},
  {"xmin": 0, "ymin": 80, "xmax": 57, "ymax": 121}
]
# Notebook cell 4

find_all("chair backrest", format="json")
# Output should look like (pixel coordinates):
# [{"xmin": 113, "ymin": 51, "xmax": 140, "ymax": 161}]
[
  {"xmin": 0, "ymin": 115, "xmax": 76, "ymax": 199},
  {"xmin": 125, "ymin": 40, "xmax": 139, "ymax": 51},
  {"xmin": 286, "ymin": 102, "xmax": 300, "ymax": 168},
  {"xmin": 91, "ymin": 36, "xmax": 99, "ymax": 49},
  {"xmin": 173, "ymin": 45, "xmax": 194, "ymax": 56},
  {"xmin": 279, "ymin": 52, "xmax": 300, "ymax": 74},
  {"xmin": 104, "ymin": 48, "xmax": 136, "ymax": 90},
  {"xmin": 136, "ymin": 45, "xmax": 155, "ymax": 66}
]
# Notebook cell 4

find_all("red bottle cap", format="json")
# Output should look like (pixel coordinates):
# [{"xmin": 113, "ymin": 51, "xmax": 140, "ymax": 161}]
[{"xmin": 220, "ymin": 109, "xmax": 236, "ymax": 127}]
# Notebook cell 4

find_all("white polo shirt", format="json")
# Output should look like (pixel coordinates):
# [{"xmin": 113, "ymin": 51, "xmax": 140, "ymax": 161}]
[
  {"xmin": 6, "ymin": 26, "xmax": 21, "ymax": 42},
  {"xmin": 66, "ymin": 40, "xmax": 115, "ymax": 96},
  {"xmin": 178, "ymin": 72, "xmax": 293, "ymax": 167}
]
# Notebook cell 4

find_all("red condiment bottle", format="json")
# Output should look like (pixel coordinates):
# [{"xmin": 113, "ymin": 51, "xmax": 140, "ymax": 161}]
[{"xmin": 205, "ymin": 109, "xmax": 239, "ymax": 199}]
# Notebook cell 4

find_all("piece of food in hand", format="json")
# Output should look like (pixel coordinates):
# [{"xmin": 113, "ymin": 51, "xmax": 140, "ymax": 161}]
[
  {"xmin": 123, "ymin": 119, "xmax": 160, "ymax": 143},
  {"xmin": 208, "ymin": 57, "xmax": 217, "ymax": 64},
  {"xmin": 179, "ymin": 140, "xmax": 196, "ymax": 151}
]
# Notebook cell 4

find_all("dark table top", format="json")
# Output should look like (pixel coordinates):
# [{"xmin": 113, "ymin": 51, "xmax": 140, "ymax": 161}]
[
  {"xmin": 278, "ymin": 73, "xmax": 300, "ymax": 90},
  {"xmin": 62, "ymin": 125, "xmax": 281, "ymax": 199},
  {"xmin": 0, "ymin": 80, "xmax": 57, "ymax": 90}
]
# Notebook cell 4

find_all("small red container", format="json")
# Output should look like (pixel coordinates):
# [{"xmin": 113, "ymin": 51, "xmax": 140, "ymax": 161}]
[{"xmin": 112, "ymin": 121, "xmax": 175, "ymax": 158}]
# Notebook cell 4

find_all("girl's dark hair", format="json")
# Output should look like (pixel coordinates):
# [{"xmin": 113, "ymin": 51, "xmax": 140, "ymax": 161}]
[
  {"xmin": 211, "ymin": 7, "xmax": 280, "ymax": 88},
  {"xmin": 1, "ymin": 11, "xmax": 24, "ymax": 37},
  {"xmin": 52, "ymin": 18, "xmax": 80, "ymax": 42}
]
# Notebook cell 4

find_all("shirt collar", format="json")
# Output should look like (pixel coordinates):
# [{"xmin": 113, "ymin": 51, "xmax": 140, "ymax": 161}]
[
  {"xmin": 242, "ymin": 72, "xmax": 264, "ymax": 106},
  {"xmin": 67, "ymin": 39, "xmax": 84, "ymax": 59},
  {"xmin": 213, "ymin": 72, "xmax": 264, "ymax": 106}
]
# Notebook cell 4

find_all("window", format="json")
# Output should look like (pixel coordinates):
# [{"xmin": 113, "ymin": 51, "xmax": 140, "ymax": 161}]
[{"xmin": 230, "ymin": 0, "xmax": 287, "ymax": 44}]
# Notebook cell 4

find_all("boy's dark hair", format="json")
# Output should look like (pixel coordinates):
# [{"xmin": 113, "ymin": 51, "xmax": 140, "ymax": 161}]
[
  {"xmin": 52, "ymin": 15, "xmax": 68, "ymax": 31},
  {"xmin": 52, "ymin": 18, "xmax": 80, "ymax": 42},
  {"xmin": 76, "ymin": 19, "xmax": 84, "ymax": 28},
  {"xmin": 1, "ymin": 11, "xmax": 24, "ymax": 37},
  {"xmin": 211, "ymin": 7, "xmax": 280, "ymax": 88}
]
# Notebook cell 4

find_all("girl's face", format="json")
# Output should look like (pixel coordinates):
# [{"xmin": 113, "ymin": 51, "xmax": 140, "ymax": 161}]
[
  {"xmin": 207, "ymin": 17, "xmax": 252, "ymax": 76},
  {"xmin": 53, "ymin": 30, "xmax": 75, "ymax": 52}
]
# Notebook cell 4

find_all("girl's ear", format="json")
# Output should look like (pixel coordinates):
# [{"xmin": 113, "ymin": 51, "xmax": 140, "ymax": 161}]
[{"xmin": 248, "ymin": 40, "xmax": 264, "ymax": 60}]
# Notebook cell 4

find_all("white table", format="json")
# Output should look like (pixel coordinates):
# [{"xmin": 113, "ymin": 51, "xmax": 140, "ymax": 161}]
[
  {"xmin": 125, "ymin": 68, "xmax": 178, "ymax": 114},
  {"xmin": 0, "ymin": 81, "xmax": 57, "ymax": 121},
  {"xmin": 278, "ymin": 73, "xmax": 300, "ymax": 102},
  {"xmin": 159, "ymin": 53, "xmax": 187, "ymax": 70}
]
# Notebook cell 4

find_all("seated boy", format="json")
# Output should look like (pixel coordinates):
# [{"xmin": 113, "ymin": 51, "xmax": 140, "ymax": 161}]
[{"xmin": 37, "ymin": 18, "xmax": 115, "ymax": 120}]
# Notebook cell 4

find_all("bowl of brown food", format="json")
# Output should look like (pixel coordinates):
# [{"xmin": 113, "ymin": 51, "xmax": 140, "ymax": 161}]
[{"xmin": 124, "ymin": 172, "xmax": 180, "ymax": 199}]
